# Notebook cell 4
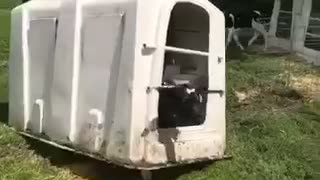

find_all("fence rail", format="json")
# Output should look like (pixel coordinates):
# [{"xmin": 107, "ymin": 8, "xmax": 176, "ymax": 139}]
[
  {"xmin": 309, "ymin": 17, "xmax": 320, "ymax": 22},
  {"xmin": 305, "ymin": 15, "xmax": 320, "ymax": 51},
  {"xmin": 279, "ymin": 10, "xmax": 292, "ymax": 14},
  {"xmin": 276, "ymin": 10, "xmax": 293, "ymax": 39}
]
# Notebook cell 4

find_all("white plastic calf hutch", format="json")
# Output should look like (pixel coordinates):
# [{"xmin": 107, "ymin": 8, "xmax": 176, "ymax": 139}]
[{"xmin": 9, "ymin": 0, "xmax": 226, "ymax": 177}]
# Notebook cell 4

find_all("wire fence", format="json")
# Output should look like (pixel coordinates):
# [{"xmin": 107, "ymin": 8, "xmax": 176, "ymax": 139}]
[
  {"xmin": 276, "ymin": 10, "xmax": 293, "ymax": 39},
  {"xmin": 305, "ymin": 16, "xmax": 320, "ymax": 51}
]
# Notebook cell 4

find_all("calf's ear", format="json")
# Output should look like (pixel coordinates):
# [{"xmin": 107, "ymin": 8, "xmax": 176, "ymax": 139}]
[{"xmin": 253, "ymin": 10, "xmax": 261, "ymax": 16}]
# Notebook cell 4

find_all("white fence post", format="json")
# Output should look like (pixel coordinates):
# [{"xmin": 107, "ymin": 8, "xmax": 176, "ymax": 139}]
[
  {"xmin": 291, "ymin": 0, "xmax": 313, "ymax": 52},
  {"xmin": 269, "ymin": 0, "xmax": 281, "ymax": 37}
]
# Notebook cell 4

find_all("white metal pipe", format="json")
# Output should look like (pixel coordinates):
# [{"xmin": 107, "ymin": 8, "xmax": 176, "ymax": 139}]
[{"xmin": 164, "ymin": 46, "xmax": 209, "ymax": 57}]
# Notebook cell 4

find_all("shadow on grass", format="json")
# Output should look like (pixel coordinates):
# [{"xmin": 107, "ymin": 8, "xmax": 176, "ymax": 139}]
[
  {"xmin": 0, "ymin": 102, "xmax": 8, "ymax": 124},
  {"xmin": 0, "ymin": 102, "xmax": 211, "ymax": 179},
  {"xmin": 226, "ymin": 44, "xmax": 292, "ymax": 61},
  {"xmin": 24, "ymin": 136, "xmax": 211, "ymax": 180}
]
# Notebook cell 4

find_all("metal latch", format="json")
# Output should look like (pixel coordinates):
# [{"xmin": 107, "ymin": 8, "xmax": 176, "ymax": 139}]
[
  {"xmin": 146, "ymin": 86, "xmax": 224, "ymax": 97},
  {"xmin": 202, "ymin": 90, "xmax": 224, "ymax": 97}
]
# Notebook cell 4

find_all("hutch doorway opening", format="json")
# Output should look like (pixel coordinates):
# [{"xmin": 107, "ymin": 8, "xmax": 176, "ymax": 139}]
[{"xmin": 158, "ymin": 3, "xmax": 210, "ymax": 129}]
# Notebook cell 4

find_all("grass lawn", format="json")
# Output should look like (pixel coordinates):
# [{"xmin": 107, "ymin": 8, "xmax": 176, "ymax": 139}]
[
  {"xmin": 179, "ymin": 56, "xmax": 320, "ymax": 180},
  {"xmin": 0, "ymin": 0, "xmax": 20, "ymax": 10},
  {"xmin": 0, "ymin": 2, "xmax": 320, "ymax": 180},
  {"xmin": 0, "ymin": 36, "xmax": 79, "ymax": 180},
  {"xmin": 0, "ymin": 0, "xmax": 20, "ymax": 38},
  {"xmin": 1, "ymin": 43, "xmax": 320, "ymax": 179},
  {"xmin": 0, "ymin": 9, "xmax": 11, "ymax": 39}
]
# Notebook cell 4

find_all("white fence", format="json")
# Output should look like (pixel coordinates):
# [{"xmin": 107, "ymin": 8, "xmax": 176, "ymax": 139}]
[
  {"xmin": 276, "ymin": 10, "xmax": 293, "ymax": 39},
  {"xmin": 267, "ymin": 0, "xmax": 320, "ymax": 65},
  {"xmin": 305, "ymin": 17, "xmax": 320, "ymax": 50}
]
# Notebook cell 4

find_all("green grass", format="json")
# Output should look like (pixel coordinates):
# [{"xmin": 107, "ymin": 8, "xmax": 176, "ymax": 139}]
[
  {"xmin": 178, "ymin": 56, "xmax": 320, "ymax": 180},
  {"xmin": 0, "ymin": 2, "xmax": 320, "ymax": 179},
  {"xmin": 0, "ymin": 10, "xmax": 11, "ymax": 39},
  {"xmin": 0, "ymin": 39, "xmax": 8, "ymax": 101},
  {"xmin": 0, "ymin": 42, "xmax": 78, "ymax": 180},
  {"xmin": 0, "ymin": 0, "xmax": 20, "ymax": 10},
  {"xmin": 1, "ymin": 46, "xmax": 319, "ymax": 179},
  {"xmin": 0, "ymin": 0, "xmax": 22, "ymax": 38},
  {"xmin": 0, "ymin": 126, "xmax": 80, "ymax": 180},
  {"xmin": 0, "ymin": 2, "xmax": 82, "ymax": 179}
]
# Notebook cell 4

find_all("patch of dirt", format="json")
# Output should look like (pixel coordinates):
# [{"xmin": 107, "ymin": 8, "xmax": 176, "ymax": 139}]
[
  {"xmin": 246, "ymin": 45, "xmax": 291, "ymax": 56},
  {"xmin": 234, "ymin": 89, "xmax": 261, "ymax": 105},
  {"xmin": 270, "ymin": 88, "xmax": 303, "ymax": 100},
  {"xmin": 278, "ymin": 57, "xmax": 320, "ymax": 102},
  {"xmin": 290, "ymin": 74, "xmax": 320, "ymax": 102}
]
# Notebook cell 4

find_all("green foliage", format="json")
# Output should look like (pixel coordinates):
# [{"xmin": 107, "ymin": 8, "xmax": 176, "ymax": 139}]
[
  {"xmin": 0, "ymin": 0, "xmax": 20, "ymax": 38},
  {"xmin": 0, "ymin": 39, "xmax": 8, "ymax": 101},
  {"xmin": 0, "ymin": 0, "xmax": 20, "ymax": 10},
  {"xmin": 0, "ymin": 125, "xmax": 78, "ymax": 180},
  {"xmin": 0, "ymin": 10, "xmax": 10, "ymax": 39}
]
